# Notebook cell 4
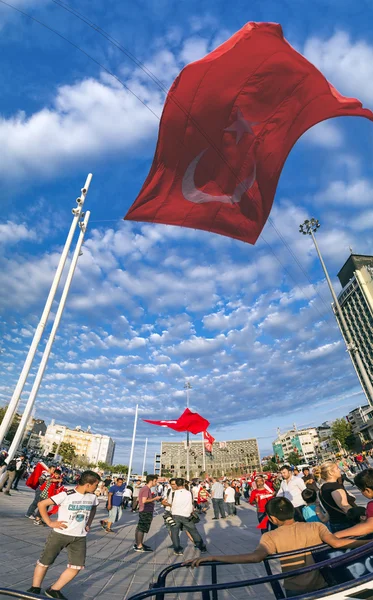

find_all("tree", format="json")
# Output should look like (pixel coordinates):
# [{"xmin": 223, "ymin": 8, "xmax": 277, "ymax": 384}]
[
  {"xmin": 331, "ymin": 418, "xmax": 353, "ymax": 450},
  {"xmin": 97, "ymin": 461, "xmax": 111, "ymax": 472},
  {"xmin": 263, "ymin": 461, "xmax": 278, "ymax": 472},
  {"xmin": 73, "ymin": 455, "xmax": 91, "ymax": 469},
  {"xmin": 0, "ymin": 405, "xmax": 21, "ymax": 443},
  {"xmin": 286, "ymin": 452, "xmax": 302, "ymax": 466},
  {"xmin": 113, "ymin": 464, "xmax": 128, "ymax": 474},
  {"xmin": 58, "ymin": 442, "xmax": 77, "ymax": 465}
]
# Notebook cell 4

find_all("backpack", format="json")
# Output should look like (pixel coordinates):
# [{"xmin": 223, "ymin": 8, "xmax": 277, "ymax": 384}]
[{"xmin": 7, "ymin": 459, "xmax": 17, "ymax": 472}]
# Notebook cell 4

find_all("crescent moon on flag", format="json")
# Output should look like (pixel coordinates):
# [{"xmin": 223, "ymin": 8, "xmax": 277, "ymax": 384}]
[{"xmin": 182, "ymin": 149, "xmax": 256, "ymax": 205}]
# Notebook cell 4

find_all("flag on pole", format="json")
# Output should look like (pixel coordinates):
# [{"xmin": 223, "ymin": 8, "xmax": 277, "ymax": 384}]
[
  {"xmin": 143, "ymin": 408, "xmax": 209, "ymax": 434},
  {"xmin": 203, "ymin": 431, "xmax": 215, "ymax": 454},
  {"xmin": 125, "ymin": 22, "xmax": 373, "ymax": 244}
]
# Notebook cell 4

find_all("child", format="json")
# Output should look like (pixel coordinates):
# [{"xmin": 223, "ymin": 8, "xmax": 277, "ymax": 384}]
[
  {"xmin": 301, "ymin": 488, "xmax": 329, "ymax": 524},
  {"xmin": 185, "ymin": 497, "xmax": 363, "ymax": 597},
  {"xmin": 334, "ymin": 468, "xmax": 373, "ymax": 539},
  {"xmin": 27, "ymin": 470, "xmax": 101, "ymax": 599}
]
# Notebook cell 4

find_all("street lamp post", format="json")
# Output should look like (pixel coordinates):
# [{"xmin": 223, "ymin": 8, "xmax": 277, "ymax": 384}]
[
  {"xmin": 299, "ymin": 218, "xmax": 373, "ymax": 404},
  {"xmin": 184, "ymin": 382, "xmax": 192, "ymax": 481}
]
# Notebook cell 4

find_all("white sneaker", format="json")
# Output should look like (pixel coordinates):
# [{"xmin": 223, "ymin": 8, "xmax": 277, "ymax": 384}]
[{"xmin": 25, "ymin": 515, "xmax": 35, "ymax": 519}]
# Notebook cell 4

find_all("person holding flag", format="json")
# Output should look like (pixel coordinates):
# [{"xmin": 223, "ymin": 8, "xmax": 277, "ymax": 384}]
[
  {"xmin": 249, "ymin": 476, "xmax": 275, "ymax": 532},
  {"xmin": 25, "ymin": 463, "xmax": 57, "ymax": 520}
]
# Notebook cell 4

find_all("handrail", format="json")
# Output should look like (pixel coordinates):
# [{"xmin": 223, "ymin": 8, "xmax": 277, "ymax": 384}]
[
  {"xmin": 128, "ymin": 568, "xmax": 373, "ymax": 600},
  {"xmin": 154, "ymin": 541, "xmax": 342, "ymax": 587},
  {"xmin": 135, "ymin": 541, "xmax": 373, "ymax": 600},
  {"xmin": 0, "ymin": 591, "xmax": 49, "ymax": 600}
]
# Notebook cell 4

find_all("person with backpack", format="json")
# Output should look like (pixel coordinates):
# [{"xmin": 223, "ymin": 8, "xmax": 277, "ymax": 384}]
[
  {"xmin": 12, "ymin": 455, "xmax": 28, "ymax": 490},
  {"xmin": 0, "ymin": 457, "xmax": 17, "ymax": 495}
]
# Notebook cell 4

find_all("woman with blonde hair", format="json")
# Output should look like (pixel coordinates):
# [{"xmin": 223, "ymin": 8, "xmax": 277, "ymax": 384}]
[{"xmin": 319, "ymin": 461, "xmax": 356, "ymax": 533}]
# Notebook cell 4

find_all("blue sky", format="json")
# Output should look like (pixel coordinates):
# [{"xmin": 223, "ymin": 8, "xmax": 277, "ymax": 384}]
[{"xmin": 1, "ymin": 0, "xmax": 373, "ymax": 470}]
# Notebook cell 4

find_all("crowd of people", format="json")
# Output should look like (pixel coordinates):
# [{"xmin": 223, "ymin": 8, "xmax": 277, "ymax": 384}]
[{"xmin": 1, "ymin": 450, "xmax": 373, "ymax": 600}]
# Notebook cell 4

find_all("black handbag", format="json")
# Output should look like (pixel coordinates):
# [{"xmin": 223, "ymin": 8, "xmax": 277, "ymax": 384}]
[{"xmin": 189, "ymin": 510, "xmax": 200, "ymax": 523}]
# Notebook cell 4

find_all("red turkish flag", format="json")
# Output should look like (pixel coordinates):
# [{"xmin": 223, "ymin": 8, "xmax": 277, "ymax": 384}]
[
  {"xmin": 203, "ymin": 430, "xmax": 215, "ymax": 453},
  {"xmin": 26, "ymin": 461, "xmax": 48, "ymax": 490},
  {"xmin": 143, "ymin": 408, "xmax": 209, "ymax": 434},
  {"xmin": 125, "ymin": 22, "xmax": 373, "ymax": 244}
]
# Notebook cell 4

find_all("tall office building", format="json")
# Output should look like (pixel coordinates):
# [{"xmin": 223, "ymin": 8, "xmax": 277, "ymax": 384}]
[
  {"xmin": 159, "ymin": 438, "xmax": 260, "ymax": 478},
  {"xmin": 335, "ymin": 254, "xmax": 373, "ymax": 404}
]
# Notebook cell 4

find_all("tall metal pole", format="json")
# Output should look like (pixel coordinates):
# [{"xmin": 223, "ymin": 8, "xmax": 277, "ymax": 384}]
[
  {"xmin": 184, "ymin": 382, "xmax": 191, "ymax": 481},
  {"xmin": 141, "ymin": 437, "xmax": 148, "ymax": 478},
  {"xmin": 300, "ymin": 218, "xmax": 373, "ymax": 403},
  {"xmin": 0, "ymin": 174, "xmax": 92, "ymax": 446},
  {"xmin": 127, "ymin": 404, "xmax": 138, "ymax": 485},
  {"xmin": 7, "ymin": 211, "xmax": 91, "ymax": 462},
  {"xmin": 202, "ymin": 432, "xmax": 206, "ymax": 473}
]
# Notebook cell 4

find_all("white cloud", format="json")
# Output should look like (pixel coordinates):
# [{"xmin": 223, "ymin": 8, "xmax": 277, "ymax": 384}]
[
  {"xmin": 301, "ymin": 120, "xmax": 344, "ymax": 148},
  {"xmin": 350, "ymin": 210, "xmax": 373, "ymax": 231},
  {"xmin": 0, "ymin": 221, "xmax": 36, "ymax": 245},
  {"xmin": 0, "ymin": 74, "xmax": 162, "ymax": 182},
  {"xmin": 81, "ymin": 356, "xmax": 111, "ymax": 369},
  {"xmin": 304, "ymin": 31, "xmax": 373, "ymax": 104},
  {"xmin": 179, "ymin": 37, "xmax": 209, "ymax": 64},
  {"xmin": 314, "ymin": 179, "xmax": 373, "ymax": 207}
]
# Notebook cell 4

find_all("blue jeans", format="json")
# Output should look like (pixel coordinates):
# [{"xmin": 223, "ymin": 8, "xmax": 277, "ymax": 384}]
[
  {"xmin": 225, "ymin": 502, "xmax": 236, "ymax": 516},
  {"xmin": 170, "ymin": 515, "xmax": 205, "ymax": 551},
  {"xmin": 27, "ymin": 489, "xmax": 41, "ymax": 516}
]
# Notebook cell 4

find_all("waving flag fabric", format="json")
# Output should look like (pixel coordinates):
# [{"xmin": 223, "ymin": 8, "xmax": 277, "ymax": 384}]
[
  {"xmin": 203, "ymin": 430, "xmax": 215, "ymax": 453},
  {"xmin": 144, "ymin": 408, "xmax": 210, "ymax": 434},
  {"xmin": 125, "ymin": 22, "xmax": 373, "ymax": 244},
  {"xmin": 26, "ymin": 461, "xmax": 48, "ymax": 489}
]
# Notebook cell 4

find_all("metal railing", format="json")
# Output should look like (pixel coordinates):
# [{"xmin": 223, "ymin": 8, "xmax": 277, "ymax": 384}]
[
  {"xmin": 2, "ymin": 542, "xmax": 373, "ymax": 600},
  {"xmin": 125, "ymin": 540, "xmax": 373, "ymax": 600}
]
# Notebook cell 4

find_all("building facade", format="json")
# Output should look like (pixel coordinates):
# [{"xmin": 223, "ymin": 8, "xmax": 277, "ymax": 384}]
[
  {"xmin": 335, "ymin": 254, "xmax": 373, "ymax": 405},
  {"xmin": 42, "ymin": 422, "xmax": 115, "ymax": 465},
  {"xmin": 272, "ymin": 427, "xmax": 319, "ymax": 464},
  {"xmin": 346, "ymin": 405, "xmax": 373, "ymax": 443},
  {"xmin": 159, "ymin": 438, "xmax": 260, "ymax": 478}
]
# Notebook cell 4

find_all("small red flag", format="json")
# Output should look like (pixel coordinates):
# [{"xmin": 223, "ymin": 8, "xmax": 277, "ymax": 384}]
[
  {"xmin": 125, "ymin": 22, "xmax": 373, "ymax": 244},
  {"xmin": 144, "ymin": 408, "xmax": 210, "ymax": 434},
  {"xmin": 203, "ymin": 430, "xmax": 215, "ymax": 453}
]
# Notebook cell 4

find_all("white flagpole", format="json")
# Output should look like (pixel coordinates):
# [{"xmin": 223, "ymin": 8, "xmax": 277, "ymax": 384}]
[
  {"xmin": 141, "ymin": 437, "xmax": 148, "ymax": 478},
  {"xmin": 202, "ymin": 432, "xmax": 206, "ymax": 473},
  {"xmin": 7, "ymin": 211, "xmax": 91, "ymax": 462},
  {"xmin": 0, "ymin": 174, "xmax": 92, "ymax": 446},
  {"xmin": 184, "ymin": 382, "xmax": 191, "ymax": 481},
  {"xmin": 127, "ymin": 404, "xmax": 138, "ymax": 485}
]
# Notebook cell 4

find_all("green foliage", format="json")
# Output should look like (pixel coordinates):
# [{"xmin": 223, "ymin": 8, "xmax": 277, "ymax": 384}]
[
  {"xmin": 58, "ymin": 442, "xmax": 77, "ymax": 465},
  {"xmin": 0, "ymin": 405, "xmax": 21, "ymax": 443},
  {"xmin": 286, "ymin": 452, "xmax": 302, "ymax": 466},
  {"xmin": 96, "ymin": 461, "xmax": 128, "ymax": 474},
  {"xmin": 331, "ymin": 418, "xmax": 353, "ymax": 450},
  {"xmin": 263, "ymin": 461, "xmax": 278, "ymax": 472},
  {"xmin": 113, "ymin": 464, "xmax": 128, "ymax": 474}
]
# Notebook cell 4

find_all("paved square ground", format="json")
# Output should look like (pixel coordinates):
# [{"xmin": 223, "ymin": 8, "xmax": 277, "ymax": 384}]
[{"xmin": 0, "ymin": 485, "xmax": 276, "ymax": 600}]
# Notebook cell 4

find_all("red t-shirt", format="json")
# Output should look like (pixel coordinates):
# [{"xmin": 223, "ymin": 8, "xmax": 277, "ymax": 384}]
[
  {"xmin": 366, "ymin": 500, "xmax": 373, "ymax": 518},
  {"xmin": 249, "ymin": 488, "xmax": 274, "ymax": 513}
]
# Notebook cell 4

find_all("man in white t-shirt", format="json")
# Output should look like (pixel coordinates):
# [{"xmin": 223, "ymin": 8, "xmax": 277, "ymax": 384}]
[
  {"xmin": 170, "ymin": 478, "xmax": 207, "ymax": 556},
  {"xmin": 277, "ymin": 465, "xmax": 306, "ymax": 522},
  {"xmin": 27, "ymin": 470, "xmax": 101, "ymax": 600},
  {"xmin": 224, "ymin": 482, "xmax": 236, "ymax": 516}
]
